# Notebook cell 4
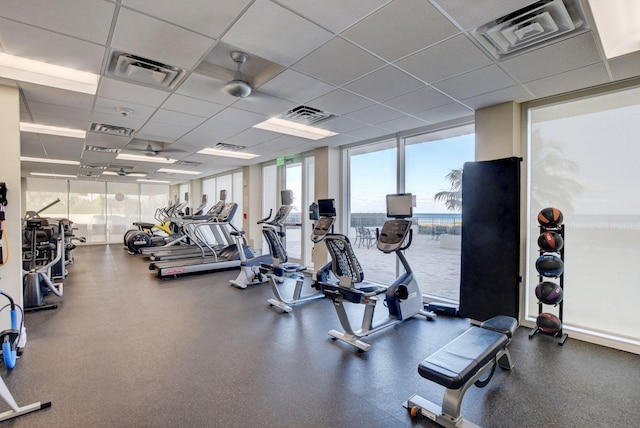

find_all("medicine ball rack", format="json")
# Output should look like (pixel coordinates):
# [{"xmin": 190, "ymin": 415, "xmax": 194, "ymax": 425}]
[{"xmin": 529, "ymin": 220, "xmax": 568, "ymax": 346}]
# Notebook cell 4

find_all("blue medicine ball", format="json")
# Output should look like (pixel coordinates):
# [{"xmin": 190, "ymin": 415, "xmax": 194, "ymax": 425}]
[{"xmin": 535, "ymin": 253, "xmax": 563, "ymax": 277}]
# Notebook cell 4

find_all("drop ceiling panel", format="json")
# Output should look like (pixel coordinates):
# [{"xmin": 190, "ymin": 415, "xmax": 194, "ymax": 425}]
[
  {"xmin": 523, "ymin": 63, "xmax": 610, "ymax": 98},
  {"xmin": 345, "ymin": 125, "xmax": 388, "ymax": 140},
  {"xmin": 395, "ymin": 34, "xmax": 494, "ymax": 83},
  {"xmin": 223, "ymin": 128, "xmax": 280, "ymax": 148},
  {"xmin": 24, "ymin": 111, "xmax": 88, "ymax": 130},
  {"xmin": 344, "ymin": 104, "xmax": 405, "ymax": 124},
  {"xmin": 176, "ymin": 72, "xmax": 237, "ymax": 105},
  {"xmin": 292, "ymin": 37, "xmax": 386, "ymax": 86},
  {"xmin": 136, "ymin": 121, "xmax": 192, "ymax": 143},
  {"xmin": 343, "ymin": 66, "xmax": 424, "ymax": 102},
  {"xmin": 212, "ymin": 107, "xmax": 267, "ymax": 128},
  {"xmin": 161, "ymin": 94, "xmax": 226, "ymax": 118},
  {"xmin": 383, "ymin": 86, "xmax": 453, "ymax": 114},
  {"xmin": 85, "ymin": 133, "xmax": 131, "ymax": 150},
  {"xmin": 122, "ymin": 0, "xmax": 252, "ymax": 39},
  {"xmin": 378, "ymin": 115, "xmax": 429, "ymax": 132},
  {"xmin": 277, "ymin": 0, "xmax": 392, "ymax": 33},
  {"xmin": 179, "ymin": 117, "xmax": 248, "ymax": 147},
  {"xmin": 110, "ymin": 8, "xmax": 215, "ymax": 70},
  {"xmin": 99, "ymin": 78, "xmax": 170, "ymax": 108},
  {"xmin": 80, "ymin": 150, "xmax": 117, "ymax": 165},
  {"xmin": 251, "ymin": 135, "xmax": 309, "ymax": 152},
  {"xmin": 19, "ymin": 83, "xmax": 94, "ymax": 111},
  {"xmin": 26, "ymin": 100, "xmax": 92, "ymax": 124},
  {"xmin": 342, "ymin": 0, "xmax": 459, "ymax": 62},
  {"xmin": 500, "ymin": 32, "xmax": 603, "ymax": 83},
  {"xmin": 310, "ymin": 89, "xmax": 374, "ymax": 115},
  {"xmin": 431, "ymin": 0, "xmax": 537, "ymax": 30},
  {"xmin": 0, "ymin": 18, "xmax": 106, "ymax": 73},
  {"xmin": 20, "ymin": 138, "xmax": 46, "ymax": 158},
  {"xmin": 42, "ymin": 138, "xmax": 85, "ymax": 159},
  {"xmin": 93, "ymin": 97, "xmax": 156, "ymax": 123},
  {"xmin": 149, "ymin": 109, "xmax": 208, "ymax": 129},
  {"xmin": 257, "ymin": 69, "xmax": 336, "ymax": 105},
  {"xmin": 231, "ymin": 93, "xmax": 298, "ymax": 117},
  {"xmin": 317, "ymin": 116, "xmax": 368, "ymax": 134},
  {"xmin": 0, "ymin": 0, "xmax": 115, "ymax": 44},
  {"xmin": 221, "ymin": 0, "xmax": 333, "ymax": 66},
  {"xmin": 413, "ymin": 102, "xmax": 473, "ymax": 123},
  {"xmin": 432, "ymin": 64, "xmax": 517, "ymax": 100},
  {"xmin": 462, "ymin": 85, "xmax": 534, "ymax": 109},
  {"xmin": 608, "ymin": 52, "xmax": 640, "ymax": 81}
]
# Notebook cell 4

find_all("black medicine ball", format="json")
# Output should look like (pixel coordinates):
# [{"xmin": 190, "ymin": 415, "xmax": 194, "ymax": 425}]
[
  {"xmin": 538, "ymin": 207, "xmax": 563, "ymax": 228},
  {"xmin": 536, "ymin": 313, "xmax": 562, "ymax": 335}
]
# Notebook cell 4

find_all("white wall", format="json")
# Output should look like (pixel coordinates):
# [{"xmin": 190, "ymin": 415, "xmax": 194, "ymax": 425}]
[{"xmin": 0, "ymin": 85, "xmax": 23, "ymax": 331}]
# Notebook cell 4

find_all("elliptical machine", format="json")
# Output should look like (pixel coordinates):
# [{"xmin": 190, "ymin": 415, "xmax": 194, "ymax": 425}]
[
  {"xmin": 318, "ymin": 193, "xmax": 434, "ymax": 351},
  {"xmin": 229, "ymin": 190, "xmax": 294, "ymax": 289}
]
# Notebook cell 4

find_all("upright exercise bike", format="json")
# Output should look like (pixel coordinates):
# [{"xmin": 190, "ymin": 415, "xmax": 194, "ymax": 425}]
[{"xmin": 319, "ymin": 193, "xmax": 434, "ymax": 351}]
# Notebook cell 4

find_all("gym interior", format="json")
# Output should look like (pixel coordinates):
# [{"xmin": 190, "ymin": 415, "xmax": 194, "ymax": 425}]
[{"xmin": 0, "ymin": 1, "xmax": 639, "ymax": 427}]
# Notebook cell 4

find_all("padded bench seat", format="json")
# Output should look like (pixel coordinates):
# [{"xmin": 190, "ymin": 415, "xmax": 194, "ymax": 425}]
[
  {"xmin": 320, "ymin": 281, "xmax": 387, "ymax": 304},
  {"xmin": 419, "ymin": 328, "xmax": 508, "ymax": 389}
]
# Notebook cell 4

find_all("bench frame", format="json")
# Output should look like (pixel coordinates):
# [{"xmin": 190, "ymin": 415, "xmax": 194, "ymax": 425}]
[{"xmin": 403, "ymin": 316, "xmax": 516, "ymax": 428}]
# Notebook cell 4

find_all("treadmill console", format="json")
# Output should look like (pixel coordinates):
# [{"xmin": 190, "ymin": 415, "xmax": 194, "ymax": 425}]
[{"xmin": 377, "ymin": 219, "xmax": 412, "ymax": 253}]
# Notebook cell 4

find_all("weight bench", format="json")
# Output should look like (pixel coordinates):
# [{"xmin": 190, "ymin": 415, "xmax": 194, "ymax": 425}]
[{"xmin": 404, "ymin": 315, "xmax": 517, "ymax": 428}]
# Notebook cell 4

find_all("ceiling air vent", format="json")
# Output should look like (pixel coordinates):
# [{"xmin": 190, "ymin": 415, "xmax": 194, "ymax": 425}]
[
  {"xmin": 84, "ymin": 145, "xmax": 120, "ymax": 154},
  {"xmin": 80, "ymin": 164, "xmax": 107, "ymax": 170},
  {"xmin": 281, "ymin": 105, "xmax": 334, "ymax": 125},
  {"xmin": 175, "ymin": 160, "xmax": 202, "ymax": 167},
  {"xmin": 90, "ymin": 123, "xmax": 136, "ymax": 137},
  {"xmin": 106, "ymin": 51, "xmax": 188, "ymax": 90},
  {"xmin": 214, "ymin": 143, "xmax": 246, "ymax": 152},
  {"xmin": 470, "ymin": 0, "xmax": 588, "ymax": 60}
]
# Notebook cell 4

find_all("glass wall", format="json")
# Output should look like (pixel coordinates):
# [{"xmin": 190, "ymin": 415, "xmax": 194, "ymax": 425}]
[
  {"xmin": 140, "ymin": 184, "xmax": 171, "ymax": 223},
  {"xmin": 262, "ymin": 164, "xmax": 278, "ymax": 255},
  {"xmin": 201, "ymin": 171, "xmax": 243, "ymax": 226},
  {"xmin": 285, "ymin": 162, "xmax": 302, "ymax": 260},
  {"xmin": 404, "ymin": 128, "xmax": 475, "ymax": 301},
  {"xmin": 69, "ymin": 181, "xmax": 106, "ymax": 243},
  {"xmin": 527, "ymin": 85, "xmax": 640, "ymax": 350},
  {"xmin": 347, "ymin": 140, "xmax": 397, "ymax": 284},
  {"xmin": 107, "ymin": 182, "xmax": 139, "ymax": 244},
  {"xmin": 24, "ymin": 178, "xmax": 68, "ymax": 218}
]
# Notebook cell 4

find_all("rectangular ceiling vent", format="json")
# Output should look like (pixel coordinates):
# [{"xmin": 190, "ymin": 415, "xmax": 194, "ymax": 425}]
[
  {"xmin": 174, "ymin": 160, "xmax": 202, "ymax": 167},
  {"xmin": 470, "ymin": 0, "xmax": 588, "ymax": 60},
  {"xmin": 214, "ymin": 143, "xmax": 246, "ymax": 152},
  {"xmin": 84, "ymin": 144, "xmax": 120, "ymax": 154},
  {"xmin": 281, "ymin": 105, "xmax": 335, "ymax": 125},
  {"xmin": 80, "ymin": 164, "xmax": 107, "ymax": 170},
  {"xmin": 106, "ymin": 51, "xmax": 188, "ymax": 91},
  {"xmin": 90, "ymin": 123, "xmax": 136, "ymax": 137}
]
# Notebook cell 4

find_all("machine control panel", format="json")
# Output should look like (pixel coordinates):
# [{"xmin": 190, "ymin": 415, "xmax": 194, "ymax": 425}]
[{"xmin": 377, "ymin": 219, "xmax": 412, "ymax": 253}]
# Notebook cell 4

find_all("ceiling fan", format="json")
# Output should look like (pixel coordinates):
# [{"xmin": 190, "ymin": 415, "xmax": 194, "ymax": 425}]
[
  {"xmin": 224, "ymin": 51, "xmax": 252, "ymax": 98},
  {"xmin": 105, "ymin": 166, "xmax": 147, "ymax": 177},
  {"xmin": 125, "ymin": 139, "xmax": 185, "ymax": 158}
]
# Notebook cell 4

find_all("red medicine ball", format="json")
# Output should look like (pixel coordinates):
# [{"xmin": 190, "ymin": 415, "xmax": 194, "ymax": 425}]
[
  {"xmin": 538, "ymin": 207, "xmax": 563, "ymax": 228},
  {"xmin": 538, "ymin": 231, "xmax": 564, "ymax": 252},
  {"xmin": 536, "ymin": 313, "xmax": 562, "ymax": 335}
]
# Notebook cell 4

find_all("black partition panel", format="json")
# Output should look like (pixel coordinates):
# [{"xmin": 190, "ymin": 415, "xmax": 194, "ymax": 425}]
[{"xmin": 459, "ymin": 157, "xmax": 521, "ymax": 321}]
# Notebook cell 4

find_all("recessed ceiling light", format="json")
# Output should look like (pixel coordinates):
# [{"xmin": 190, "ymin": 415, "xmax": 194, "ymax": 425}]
[
  {"xmin": 116, "ymin": 153, "xmax": 176, "ymax": 164},
  {"xmin": 253, "ymin": 117, "xmax": 337, "ymax": 140},
  {"xmin": 20, "ymin": 122, "xmax": 86, "ymax": 139},
  {"xmin": 0, "ymin": 52, "xmax": 98, "ymax": 94},
  {"xmin": 21, "ymin": 156, "xmax": 80, "ymax": 165},
  {"xmin": 137, "ymin": 179, "xmax": 170, "ymax": 184},
  {"xmin": 197, "ymin": 148, "xmax": 260, "ymax": 159},
  {"xmin": 157, "ymin": 168, "xmax": 202, "ymax": 175},
  {"xmin": 31, "ymin": 172, "xmax": 77, "ymax": 179}
]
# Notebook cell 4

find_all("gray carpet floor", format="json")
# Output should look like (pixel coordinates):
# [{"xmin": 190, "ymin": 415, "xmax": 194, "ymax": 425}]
[{"xmin": 2, "ymin": 244, "xmax": 638, "ymax": 427}]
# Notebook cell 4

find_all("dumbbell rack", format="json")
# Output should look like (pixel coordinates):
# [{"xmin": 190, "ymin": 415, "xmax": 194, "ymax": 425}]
[{"xmin": 529, "ymin": 223, "xmax": 568, "ymax": 345}]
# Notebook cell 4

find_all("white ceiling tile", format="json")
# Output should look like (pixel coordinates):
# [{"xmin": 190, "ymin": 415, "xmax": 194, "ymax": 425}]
[
  {"xmin": 315, "ymin": 134, "xmax": 359, "ymax": 147},
  {"xmin": 27, "ymin": 101, "xmax": 91, "ymax": 124},
  {"xmin": 42, "ymin": 137, "xmax": 85, "ymax": 160},
  {"xmin": 258, "ymin": 69, "xmax": 336, "ymax": 104},
  {"xmin": 231, "ymin": 93, "xmax": 298, "ymax": 117},
  {"xmin": 99, "ymin": 78, "xmax": 170, "ymax": 107},
  {"xmin": 309, "ymin": 89, "xmax": 374, "ymax": 115},
  {"xmin": 221, "ymin": 0, "xmax": 333, "ymax": 66},
  {"xmin": 110, "ymin": 8, "xmax": 215, "ymax": 70},
  {"xmin": 85, "ymin": 133, "xmax": 131, "ymax": 150},
  {"xmin": 343, "ymin": 66, "xmax": 424, "ymax": 101},
  {"xmin": 413, "ymin": 102, "xmax": 473, "ymax": 123},
  {"xmin": 150, "ymin": 109, "xmax": 207, "ymax": 129},
  {"xmin": 500, "ymin": 32, "xmax": 603, "ymax": 83},
  {"xmin": 317, "ymin": 116, "xmax": 368, "ymax": 134},
  {"xmin": 0, "ymin": 18, "xmax": 106, "ymax": 73},
  {"xmin": 430, "ymin": 0, "xmax": 535, "ymax": 30},
  {"xmin": 345, "ymin": 125, "xmax": 389, "ymax": 140},
  {"xmin": 342, "ymin": 0, "xmax": 459, "ymax": 61},
  {"xmin": 20, "ymin": 139, "xmax": 46, "ymax": 158},
  {"xmin": 292, "ymin": 38, "xmax": 386, "ymax": 86},
  {"xmin": 179, "ymin": 117, "xmax": 246, "ymax": 147},
  {"xmin": 136, "ymin": 122, "xmax": 192, "ymax": 142},
  {"xmin": 395, "ymin": 34, "xmax": 493, "ymax": 83},
  {"xmin": 122, "ymin": 0, "xmax": 252, "ymax": 39},
  {"xmin": 94, "ymin": 96, "xmax": 157, "ymax": 122},
  {"xmin": 0, "ymin": 0, "xmax": 115, "ymax": 44},
  {"xmin": 212, "ymin": 107, "xmax": 267, "ymax": 128},
  {"xmin": 224, "ymin": 128, "xmax": 279, "ymax": 148},
  {"xmin": 81, "ymin": 150, "xmax": 118, "ymax": 166},
  {"xmin": 276, "ymin": 0, "xmax": 392, "ymax": 33},
  {"xmin": 524, "ymin": 63, "xmax": 610, "ymax": 99},
  {"xmin": 344, "ymin": 104, "xmax": 405, "ymax": 124},
  {"xmin": 19, "ymin": 83, "xmax": 94, "ymax": 110},
  {"xmin": 432, "ymin": 65, "xmax": 516, "ymax": 99},
  {"xmin": 382, "ymin": 86, "xmax": 453, "ymax": 114},
  {"xmin": 378, "ymin": 115, "xmax": 429, "ymax": 132},
  {"xmin": 462, "ymin": 85, "xmax": 534, "ymax": 109},
  {"xmin": 25, "ymin": 111, "xmax": 88, "ymax": 130},
  {"xmin": 161, "ymin": 94, "xmax": 226, "ymax": 118}
]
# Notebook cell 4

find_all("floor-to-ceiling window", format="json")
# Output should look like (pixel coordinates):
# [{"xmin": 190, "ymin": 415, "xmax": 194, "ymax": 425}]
[
  {"xmin": 527, "ymin": 84, "xmax": 640, "ymax": 353},
  {"xmin": 140, "ymin": 184, "xmax": 171, "ymax": 223},
  {"xmin": 69, "ymin": 181, "xmax": 106, "ymax": 243},
  {"xmin": 347, "ymin": 139, "xmax": 397, "ymax": 284},
  {"xmin": 284, "ymin": 161, "xmax": 302, "ymax": 261},
  {"xmin": 24, "ymin": 178, "xmax": 68, "ymax": 218},
  {"xmin": 404, "ymin": 127, "xmax": 475, "ymax": 301},
  {"xmin": 107, "ymin": 182, "xmax": 139, "ymax": 244}
]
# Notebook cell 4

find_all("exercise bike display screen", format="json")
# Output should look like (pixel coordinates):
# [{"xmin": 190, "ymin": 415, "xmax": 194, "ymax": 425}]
[
  {"xmin": 386, "ymin": 193, "xmax": 413, "ymax": 218},
  {"xmin": 318, "ymin": 199, "xmax": 336, "ymax": 217}
]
